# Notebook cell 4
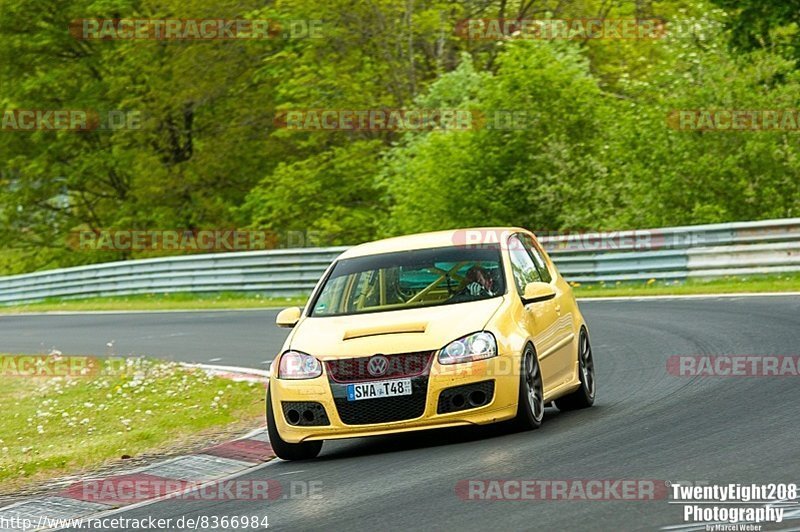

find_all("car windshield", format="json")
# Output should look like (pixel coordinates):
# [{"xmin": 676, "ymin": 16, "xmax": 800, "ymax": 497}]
[{"xmin": 310, "ymin": 245, "xmax": 506, "ymax": 317}]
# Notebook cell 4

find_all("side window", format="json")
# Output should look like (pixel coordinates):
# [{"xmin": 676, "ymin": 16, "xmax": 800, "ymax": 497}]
[
  {"xmin": 507, "ymin": 235, "xmax": 542, "ymax": 295},
  {"xmin": 521, "ymin": 234, "xmax": 553, "ymax": 283}
]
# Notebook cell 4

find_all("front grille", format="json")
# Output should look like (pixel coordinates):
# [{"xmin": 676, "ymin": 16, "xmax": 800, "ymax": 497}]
[
  {"xmin": 325, "ymin": 351, "xmax": 434, "ymax": 383},
  {"xmin": 329, "ymin": 375, "xmax": 429, "ymax": 425}
]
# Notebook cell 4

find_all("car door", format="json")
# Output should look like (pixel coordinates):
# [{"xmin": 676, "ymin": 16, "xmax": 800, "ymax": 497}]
[
  {"xmin": 519, "ymin": 233, "xmax": 575, "ymax": 385},
  {"xmin": 506, "ymin": 234, "xmax": 563, "ymax": 393}
]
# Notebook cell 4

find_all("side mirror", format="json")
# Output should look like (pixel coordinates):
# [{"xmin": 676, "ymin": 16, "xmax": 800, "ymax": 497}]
[
  {"xmin": 521, "ymin": 282, "xmax": 556, "ymax": 304},
  {"xmin": 276, "ymin": 307, "xmax": 302, "ymax": 328}
]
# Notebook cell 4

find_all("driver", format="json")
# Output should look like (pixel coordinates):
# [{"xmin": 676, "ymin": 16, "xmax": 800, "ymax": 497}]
[{"xmin": 462, "ymin": 265, "xmax": 495, "ymax": 297}]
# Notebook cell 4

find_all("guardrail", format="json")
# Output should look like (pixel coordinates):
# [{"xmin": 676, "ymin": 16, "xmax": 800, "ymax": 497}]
[{"xmin": 1, "ymin": 218, "xmax": 799, "ymax": 304}]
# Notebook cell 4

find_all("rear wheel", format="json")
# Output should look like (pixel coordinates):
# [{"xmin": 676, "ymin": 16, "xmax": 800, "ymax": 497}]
[
  {"xmin": 554, "ymin": 328, "xmax": 595, "ymax": 411},
  {"xmin": 512, "ymin": 345, "xmax": 544, "ymax": 430},
  {"xmin": 266, "ymin": 392, "xmax": 323, "ymax": 461}
]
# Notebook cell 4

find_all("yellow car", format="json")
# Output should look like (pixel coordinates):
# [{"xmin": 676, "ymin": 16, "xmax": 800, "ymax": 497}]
[{"xmin": 266, "ymin": 228, "xmax": 595, "ymax": 460}]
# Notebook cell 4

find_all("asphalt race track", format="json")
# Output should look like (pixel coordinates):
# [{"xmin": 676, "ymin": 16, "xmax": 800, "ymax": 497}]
[
  {"xmin": 0, "ymin": 310, "xmax": 289, "ymax": 369},
  {"xmin": 4, "ymin": 295, "xmax": 800, "ymax": 530}
]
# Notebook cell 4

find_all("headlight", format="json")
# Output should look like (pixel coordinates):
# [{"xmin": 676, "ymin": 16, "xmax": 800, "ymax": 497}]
[
  {"xmin": 438, "ymin": 331, "xmax": 497, "ymax": 365},
  {"xmin": 278, "ymin": 351, "xmax": 322, "ymax": 379}
]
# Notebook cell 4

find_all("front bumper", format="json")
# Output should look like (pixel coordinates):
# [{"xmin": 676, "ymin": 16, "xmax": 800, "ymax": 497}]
[{"xmin": 269, "ymin": 354, "xmax": 520, "ymax": 443}]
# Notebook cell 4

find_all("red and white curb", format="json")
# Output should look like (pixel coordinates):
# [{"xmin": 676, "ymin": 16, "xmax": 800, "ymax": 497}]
[
  {"xmin": 179, "ymin": 363, "xmax": 271, "ymax": 384},
  {"xmin": 0, "ymin": 429, "xmax": 274, "ymax": 531},
  {"xmin": 0, "ymin": 365, "xmax": 274, "ymax": 531}
]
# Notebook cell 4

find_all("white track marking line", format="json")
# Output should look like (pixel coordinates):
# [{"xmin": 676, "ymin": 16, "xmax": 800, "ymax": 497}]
[
  {"xmin": 0, "ymin": 308, "xmax": 283, "ymax": 316},
  {"xmin": 3, "ymin": 364, "xmax": 274, "ymax": 530},
  {"xmin": 50, "ymin": 458, "xmax": 280, "ymax": 531},
  {"xmin": 181, "ymin": 362, "xmax": 270, "ymax": 378},
  {"xmin": 579, "ymin": 291, "xmax": 800, "ymax": 302},
  {"xmin": 4, "ymin": 291, "xmax": 800, "ymax": 315},
  {"xmin": 45, "ymin": 419, "xmax": 271, "ymax": 530}
]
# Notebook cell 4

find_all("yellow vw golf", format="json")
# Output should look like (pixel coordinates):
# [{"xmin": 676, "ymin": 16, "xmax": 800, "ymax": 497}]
[{"xmin": 266, "ymin": 228, "xmax": 595, "ymax": 460}]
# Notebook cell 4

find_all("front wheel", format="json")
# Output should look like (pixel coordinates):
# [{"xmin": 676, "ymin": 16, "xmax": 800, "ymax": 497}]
[
  {"xmin": 512, "ymin": 345, "xmax": 544, "ymax": 430},
  {"xmin": 266, "ymin": 392, "xmax": 323, "ymax": 461},
  {"xmin": 554, "ymin": 328, "xmax": 595, "ymax": 411}
]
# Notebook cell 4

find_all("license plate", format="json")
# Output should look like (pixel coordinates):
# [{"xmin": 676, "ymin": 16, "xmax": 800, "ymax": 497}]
[{"xmin": 346, "ymin": 379, "xmax": 412, "ymax": 401}]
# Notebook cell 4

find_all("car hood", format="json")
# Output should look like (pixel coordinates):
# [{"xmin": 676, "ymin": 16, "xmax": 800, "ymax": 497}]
[{"xmin": 287, "ymin": 297, "xmax": 505, "ymax": 360}]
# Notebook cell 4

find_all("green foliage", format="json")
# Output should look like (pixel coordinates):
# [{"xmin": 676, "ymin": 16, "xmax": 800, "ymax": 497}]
[
  {"xmin": 380, "ymin": 44, "xmax": 612, "ymax": 234},
  {"xmin": 1, "ymin": 0, "xmax": 799, "ymax": 274},
  {"xmin": 243, "ymin": 140, "xmax": 384, "ymax": 244},
  {"xmin": 606, "ymin": 12, "xmax": 800, "ymax": 226},
  {"xmin": 708, "ymin": 0, "xmax": 800, "ymax": 58}
]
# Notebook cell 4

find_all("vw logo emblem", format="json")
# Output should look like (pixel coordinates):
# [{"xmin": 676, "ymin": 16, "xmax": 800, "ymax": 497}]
[{"xmin": 367, "ymin": 355, "xmax": 389, "ymax": 377}]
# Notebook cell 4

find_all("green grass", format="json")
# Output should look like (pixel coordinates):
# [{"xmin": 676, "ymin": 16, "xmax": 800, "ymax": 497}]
[
  {"xmin": 0, "ymin": 273, "xmax": 799, "ymax": 314},
  {"xmin": 0, "ymin": 356, "xmax": 266, "ymax": 492},
  {"xmin": 0, "ymin": 291, "xmax": 307, "ymax": 313},
  {"xmin": 572, "ymin": 272, "xmax": 800, "ymax": 298}
]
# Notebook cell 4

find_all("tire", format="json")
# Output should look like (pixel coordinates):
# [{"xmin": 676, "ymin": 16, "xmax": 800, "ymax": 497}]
[
  {"xmin": 266, "ymin": 391, "xmax": 323, "ymax": 461},
  {"xmin": 554, "ymin": 328, "xmax": 596, "ymax": 411},
  {"xmin": 512, "ymin": 345, "xmax": 544, "ymax": 430}
]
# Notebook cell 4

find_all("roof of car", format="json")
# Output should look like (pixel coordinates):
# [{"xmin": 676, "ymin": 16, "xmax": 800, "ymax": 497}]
[{"xmin": 337, "ymin": 227, "xmax": 531, "ymax": 260}]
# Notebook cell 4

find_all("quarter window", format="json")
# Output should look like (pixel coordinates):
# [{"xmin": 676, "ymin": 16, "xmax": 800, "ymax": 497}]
[
  {"xmin": 520, "ymin": 234, "xmax": 552, "ymax": 283},
  {"xmin": 507, "ymin": 235, "xmax": 542, "ymax": 294}
]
